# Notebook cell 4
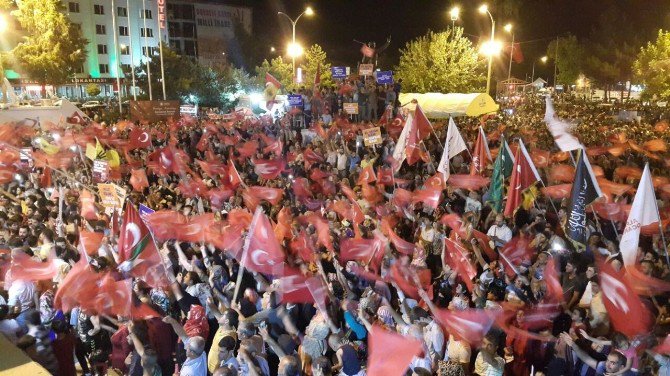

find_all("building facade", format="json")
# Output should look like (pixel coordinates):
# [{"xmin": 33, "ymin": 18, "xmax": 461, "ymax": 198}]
[{"xmin": 6, "ymin": 0, "xmax": 251, "ymax": 99}]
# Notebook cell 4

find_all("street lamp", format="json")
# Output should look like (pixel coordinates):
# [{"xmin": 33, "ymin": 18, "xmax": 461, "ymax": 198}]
[
  {"xmin": 270, "ymin": 46, "xmax": 276, "ymax": 53},
  {"xmin": 449, "ymin": 6, "xmax": 460, "ymax": 30},
  {"xmin": 278, "ymin": 6, "xmax": 315, "ymax": 83},
  {"xmin": 504, "ymin": 23, "xmax": 514, "ymax": 80},
  {"xmin": 531, "ymin": 56, "xmax": 548, "ymax": 82},
  {"xmin": 479, "ymin": 4, "xmax": 495, "ymax": 94},
  {"xmin": 0, "ymin": 15, "xmax": 7, "ymax": 33},
  {"xmin": 286, "ymin": 42, "xmax": 304, "ymax": 59}
]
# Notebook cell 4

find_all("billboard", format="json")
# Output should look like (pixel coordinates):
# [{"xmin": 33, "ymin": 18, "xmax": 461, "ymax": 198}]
[
  {"xmin": 194, "ymin": 3, "xmax": 252, "ymax": 66},
  {"xmin": 129, "ymin": 100, "xmax": 180, "ymax": 122}
]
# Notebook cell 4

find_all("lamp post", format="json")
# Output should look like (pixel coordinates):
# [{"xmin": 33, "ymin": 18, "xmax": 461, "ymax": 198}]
[
  {"xmin": 479, "ymin": 4, "xmax": 495, "ymax": 94},
  {"xmin": 278, "ymin": 6, "xmax": 314, "ymax": 83},
  {"xmin": 449, "ymin": 6, "xmax": 460, "ymax": 31},
  {"xmin": 532, "ymin": 56, "xmax": 548, "ymax": 82},
  {"xmin": 504, "ymin": 23, "xmax": 514, "ymax": 80}
]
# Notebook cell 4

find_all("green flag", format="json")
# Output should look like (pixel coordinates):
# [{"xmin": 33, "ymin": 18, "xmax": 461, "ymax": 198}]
[{"xmin": 486, "ymin": 137, "xmax": 514, "ymax": 212}]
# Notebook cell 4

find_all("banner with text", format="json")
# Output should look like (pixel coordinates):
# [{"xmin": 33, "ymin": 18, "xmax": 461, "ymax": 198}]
[
  {"xmin": 362, "ymin": 127, "xmax": 383, "ymax": 146},
  {"xmin": 343, "ymin": 103, "xmax": 359, "ymax": 115},
  {"xmin": 130, "ymin": 100, "xmax": 181, "ymax": 122},
  {"xmin": 359, "ymin": 64, "xmax": 374, "ymax": 76},
  {"xmin": 375, "ymin": 71, "xmax": 394, "ymax": 85}
]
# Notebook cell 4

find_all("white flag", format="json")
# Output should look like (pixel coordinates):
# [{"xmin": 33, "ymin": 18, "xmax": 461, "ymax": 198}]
[
  {"xmin": 392, "ymin": 112, "xmax": 413, "ymax": 171},
  {"xmin": 620, "ymin": 163, "xmax": 660, "ymax": 266},
  {"xmin": 544, "ymin": 96, "xmax": 582, "ymax": 152},
  {"xmin": 437, "ymin": 117, "xmax": 467, "ymax": 176}
]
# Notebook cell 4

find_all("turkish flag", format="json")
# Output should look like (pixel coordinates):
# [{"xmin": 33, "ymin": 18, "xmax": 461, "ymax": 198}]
[
  {"xmin": 360, "ymin": 44, "xmax": 375, "ymax": 58},
  {"xmin": 279, "ymin": 272, "xmax": 313, "ymax": 303},
  {"xmin": 544, "ymin": 258, "xmax": 564, "ymax": 303},
  {"xmin": 205, "ymin": 223, "xmax": 245, "ymax": 257},
  {"xmin": 54, "ymin": 261, "xmax": 99, "ymax": 313},
  {"xmin": 625, "ymin": 266, "xmax": 670, "ymax": 296},
  {"xmin": 93, "ymin": 276, "xmax": 132, "ymax": 317},
  {"xmin": 171, "ymin": 214, "xmax": 214, "ymax": 243},
  {"xmin": 411, "ymin": 186, "xmax": 442, "ymax": 209},
  {"xmin": 237, "ymin": 140, "xmax": 259, "ymax": 158},
  {"xmin": 433, "ymin": 308, "xmax": 498, "ymax": 345},
  {"xmin": 288, "ymin": 230, "xmax": 316, "ymax": 262},
  {"xmin": 596, "ymin": 177, "xmax": 633, "ymax": 196},
  {"xmin": 503, "ymin": 142, "xmax": 540, "ymax": 217},
  {"xmin": 197, "ymin": 160, "xmax": 226, "ymax": 177},
  {"xmin": 144, "ymin": 210, "xmax": 188, "ymax": 242},
  {"xmin": 130, "ymin": 240, "xmax": 171, "ymax": 289},
  {"xmin": 118, "ymin": 202, "xmax": 151, "ymax": 263},
  {"xmin": 303, "ymin": 148, "xmax": 325, "ymax": 169},
  {"xmin": 66, "ymin": 111, "xmax": 86, "ymax": 125},
  {"xmin": 207, "ymin": 187, "xmax": 235, "ymax": 210},
  {"xmin": 548, "ymin": 164, "xmax": 575, "ymax": 184},
  {"xmin": 300, "ymin": 212, "xmax": 334, "ymax": 251},
  {"xmin": 541, "ymin": 184, "xmax": 572, "ymax": 200},
  {"xmin": 240, "ymin": 208, "xmax": 286, "ymax": 275},
  {"xmin": 8, "ymin": 253, "xmax": 58, "ymax": 281},
  {"xmin": 529, "ymin": 149, "xmax": 550, "ymax": 169},
  {"xmin": 253, "ymin": 158, "xmax": 285, "ymax": 180},
  {"xmin": 381, "ymin": 218, "xmax": 416, "ymax": 255},
  {"xmin": 265, "ymin": 72, "xmax": 282, "ymax": 89},
  {"xmin": 130, "ymin": 168, "xmax": 149, "ymax": 192},
  {"xmin": 654, "ymin": 334, "xmax": 670, "ymax": 355},
  {"xmin": 389, "ymin": 263, "xmax": 432, "ymax": 300},
  {"xmin": 80, "ymin": 190, "xmax": 98, "ymax": 221},
  {"xmin": 80, "ymin": 231, "xmax": 104, "ymax": 256},
  {"xmin": 357, "ymin": 165, "xmax": 377, "ymax": 185},
  {"xmin": 377, "ymin": 167, "xmax": 395, "ymax": 186},
  {"xmin": 443, "ymin": 238, "xmax": 477, "ymax": 291},
  {"xmin": 129, "ymin": 128, "xmax": 152, "ymax": 149},
  {"xmin": 413, "ymin": 104, "xmax": 433, "ymax": 141},
  {"xmin": 447, "ymin": 174, "xmax": 490, "ymax": 191},
  {"xmin": 499, "ymin": 236, "xmax": 533, "ymax": 277},
  {"xmin": 598, "ymin": 259, "xmax": 652, "ymax": 337},
  {"xmin": 292, "ymin": 177, "xmax": 313, "ymax": 200},
  {"xmin": 226, "ymin": 159, "xmax": 244, "ymax": 188},
  {"xmin": 590, "ymin": 202, "xmax": 628, "ymax": 222},
  {"xmin": 340, "ymin": 184, "xmax": 365, "ymax": 224},
  {"xmin": 339, "ymin": 237, "xmax": 384, "ymax": 271},
  {"xmin": 196, "ymin": 134, "xmax": 210, "ymax": 152},
  {"xmin": 367, "ymin": 326, "xmax": 423, "ymax": 376},
  {"xmin": 614, "ymin": 166, "xmax": 643, "ymax": 181},
  {"xmin": 242, "ymin": 186, "xmax": 284, "ymax": 211},
  {"xmin": 263, "ymin": 139, "xmax": 283, "ymax": 156},
  {"xmin": 470, "ymin": 128, "xmax": 492, "ymax": 175}
]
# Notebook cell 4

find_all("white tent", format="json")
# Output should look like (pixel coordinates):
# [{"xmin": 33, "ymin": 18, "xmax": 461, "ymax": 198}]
[
  {"xmin": 398, "ymin": 92, "xmax": 499, "ymax": 118},
  {"xmin": 0, "ymin": 98, "xmax": 87, "ymax": 128}
]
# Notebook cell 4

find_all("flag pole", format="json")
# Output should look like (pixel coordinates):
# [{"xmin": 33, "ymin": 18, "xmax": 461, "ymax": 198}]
[
  {"xmin": 651, "ymin": 179, "xmax": 670, "ymax": 266},
  {"xmin": 233, "ymin": 208, "xmax": 261, "ymax": 303}
]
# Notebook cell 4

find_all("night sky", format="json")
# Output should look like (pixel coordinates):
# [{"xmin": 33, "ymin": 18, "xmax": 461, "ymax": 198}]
[{"xmin": 224, "ymin": 0, "xmax": 670, "ymax": 80}]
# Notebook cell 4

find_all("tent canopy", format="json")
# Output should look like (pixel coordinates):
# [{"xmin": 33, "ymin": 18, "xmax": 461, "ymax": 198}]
[{"xmin": 399, "ymin": 92, "xmax": 499, "ymax": 118}]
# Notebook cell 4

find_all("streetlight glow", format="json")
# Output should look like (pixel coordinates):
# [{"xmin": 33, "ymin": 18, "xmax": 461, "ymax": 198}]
[
  {"xmin": 504, "ymin": 23, "xmax": 512, "ymax": 33},
  {"xmin": 270, "ymin": 46, "xmax": 276, "ymax": 52},
  {"xmin": 478, "ymin": 4, "xmax": 489, "ymax": 14},
  {"xmin": 449, "ymin": 6, "xmax": 460, "ymax": 21},
  {"xmin": 479, "ymin": 40, "xmax": 503, "ymax": 57},
  {"xmin": 541, "ymin": 56, "xmax": 548, "ymax": 63},
  {"xmin": 305, "ymin": 6, "xmax": 314, "ymax": 16},
  {"xmin": 287, "ymin": 42, "xmax": 304, "ymax": 58},
  {"xmin": 0, "ymin": 15, "xmax": 8, "ymax": 33}
]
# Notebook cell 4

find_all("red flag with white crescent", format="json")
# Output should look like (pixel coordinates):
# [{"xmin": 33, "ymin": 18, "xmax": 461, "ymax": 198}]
[{"xmin": 240, "ymin": 207, "xmax": 286, "ymax": 275}]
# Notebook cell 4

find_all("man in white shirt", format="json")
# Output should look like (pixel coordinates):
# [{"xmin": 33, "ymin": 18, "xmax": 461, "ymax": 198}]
[
  {"xmin": 163, "ymin": 316, "xmax": 208, "ymax": 376},
  {"xmin": 474, "ymin": 334, "xmax": 510, "ymax": 376},
  {"xmin": 7, "ymin": 277, "xmax": 37, "ymax": 331},
  {"xmin": 486, "ymin": 214, "xmax": 512, "ymax": 248}
]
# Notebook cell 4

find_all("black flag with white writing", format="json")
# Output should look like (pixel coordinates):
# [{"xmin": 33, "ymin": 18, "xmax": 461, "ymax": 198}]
[{"xmin": 565, "ymin": 148, "xmax": 602, "ymax": 248}]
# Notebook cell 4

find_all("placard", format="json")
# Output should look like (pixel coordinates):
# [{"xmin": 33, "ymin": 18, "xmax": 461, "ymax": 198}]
[
  {"xmin": 287, "ymin": 94, "xmax": 304, "ymax": 107},
  {"xmin": 376, "ymin": 71, "xmax": 394, "ymax": 84},
  {"xmin": 129, "ymin": 100, "xmax": 180, "ymax": 122},
  {"xmin": 97, "ymin": 183, "xmax": 126, "ymax": 210},
  {"xmin": 139, "ymin": 203, "xmax": 155, "ymax": 219},
  {"xmin": 331, "ymin": 66, "xmax": 347, "ymax": 79},
  {"xmin": 20, "ymin": 147, "xmax": 33, "ymax": 168},
  {"xmin": 180, "ymin": 104, "xmax": 198, "ymax": 116},
  {"xmin": 92, "ymin": 160, "xmax": 109, "ymax": 183},
  {"xmin": 362, "ymin": 127, "xmax": 383, "ymax": 146},
  {"xmin": 359, "ymin": 64, "xmax": 374, "ymax": 76},
  {"xmin": 343, "ymin": 103, "xmax": 359, "ymax": 115}
]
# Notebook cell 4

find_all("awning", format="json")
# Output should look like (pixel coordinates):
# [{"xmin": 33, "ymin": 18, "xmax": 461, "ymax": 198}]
[{"xmin": 398, "ymin": 92, "xmax": 499, "ymax": 118}]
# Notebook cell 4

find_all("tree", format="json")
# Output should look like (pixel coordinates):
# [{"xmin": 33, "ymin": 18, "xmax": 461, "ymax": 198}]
[
  {"xmin": 133, "ymin": 43, "xmax": 197, "ymax": 101},
  {"xmin": 254, "ymin": 56, "xmax": 293, "ymax": 90},
  {"xmin": 583, "ymin": 7, "xmax": 640, "ymax": 101},
  {"xmin": 395, "ymin": 27, "xmax": 485, "ymax": 93},
  {"xmin": 633, "ymin": 30, "xmax": 670, "ymax": 100},
  {"xmin": 299, "ymin": 44, "xmax": 332, "ymax": 90},
  {"xmin": 86, "ymin": 84, "xmax": 101, "ymax": 97},
  {"xmin": 546, "ymin": 34, "xmax": 585, "ymax": 89},
  {"xmin": 3, "ymin": 0, "xmax": 87, "ymax": 96}
]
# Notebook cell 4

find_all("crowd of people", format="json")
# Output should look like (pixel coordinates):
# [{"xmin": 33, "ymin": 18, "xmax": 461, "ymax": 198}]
[{"xmin": 0, "ymin": 87, "xmax": 669, "ymax": 376}]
